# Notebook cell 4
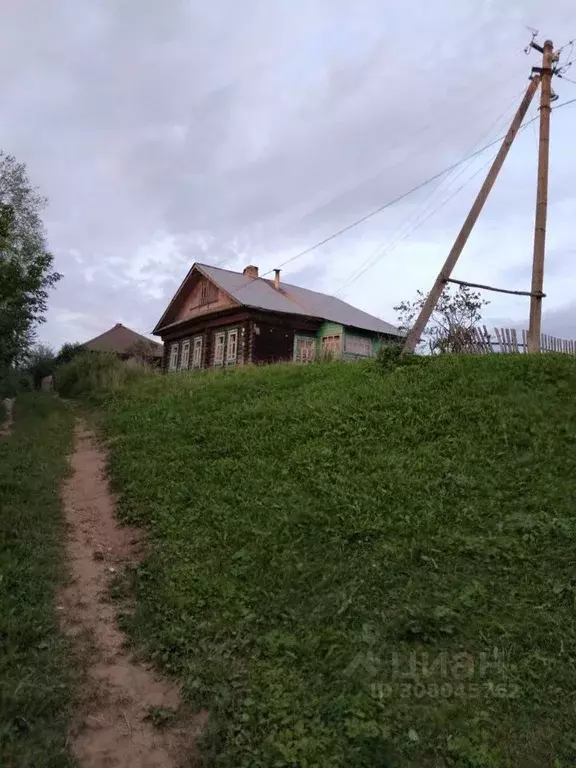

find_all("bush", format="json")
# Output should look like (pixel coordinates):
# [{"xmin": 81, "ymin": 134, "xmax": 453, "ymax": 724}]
[
  {"xmin": 55, "ymin": 351, "xmax": 154, "ymax": 401},
  {"xmin": 374, "ymin": 342, "xmax": 426, "ymax": 370}
]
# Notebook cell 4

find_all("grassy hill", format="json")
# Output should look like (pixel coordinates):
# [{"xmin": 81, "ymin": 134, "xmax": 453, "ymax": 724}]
[{"xmin": 102, "ymin": 355, "xmax": 576, "ymax": 767}]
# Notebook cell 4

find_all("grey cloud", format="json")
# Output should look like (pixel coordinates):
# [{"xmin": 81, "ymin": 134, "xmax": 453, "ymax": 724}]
[{"xmin": 2, "ymin": 0, "xmax": 576, "ymax": 347}]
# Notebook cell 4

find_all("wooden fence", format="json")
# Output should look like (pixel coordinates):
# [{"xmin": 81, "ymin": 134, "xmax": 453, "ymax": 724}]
[{"xmin": 466, "ymin": 326, "xmax": 576, "ymax": 354}]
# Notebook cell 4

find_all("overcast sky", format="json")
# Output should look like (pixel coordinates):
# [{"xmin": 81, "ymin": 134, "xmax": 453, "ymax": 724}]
[{"xmin": 2, "ymin": 0, "xmax": 576, "ymax": 346}]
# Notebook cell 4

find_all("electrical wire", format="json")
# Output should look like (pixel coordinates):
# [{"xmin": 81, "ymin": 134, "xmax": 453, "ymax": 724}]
[
  {"xmin": 336, "ymin": 155, "xmax": 497, "ymax": 298},
  {"xmin": 224, "ymin": 94, "xmax": 576, "ymax": 301},
  {"xmin": 328, "ymin": 94, "xmax": 524, "ymax": 299},
  {"xmin": 332, "ymin": 95, "xmax": 576, "ymax": 302}
]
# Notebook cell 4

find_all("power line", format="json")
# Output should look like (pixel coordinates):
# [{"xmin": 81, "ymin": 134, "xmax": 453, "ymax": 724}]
[
  {"xmin": 336, "ymin": 154, "xmax": 497, "ymax": 299},
  {"xmin": 554, "ymin": 96, "xmax": 576, "ymax": 108},
  {"xmin": 227, "ymin": 93, "xmax": 576, "ymax": 300},
  {"xmin": 329, "ymin": 93, "xmax": 525, "ymax": 299},
  {"xmin": 268, "ymin": 119, "xmax": 539, "ymax": 269}
]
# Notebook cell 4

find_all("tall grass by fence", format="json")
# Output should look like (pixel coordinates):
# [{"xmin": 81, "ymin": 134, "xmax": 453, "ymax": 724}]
[{"xmin": 467, "ymin": 326, "xmax": 576, "ymax": 354}]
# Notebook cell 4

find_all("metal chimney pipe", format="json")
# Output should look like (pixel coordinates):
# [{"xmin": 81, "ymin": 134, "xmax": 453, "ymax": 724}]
[{"xmin": 274, "ymin": 269, "xmax": 281, "ymax": 290}]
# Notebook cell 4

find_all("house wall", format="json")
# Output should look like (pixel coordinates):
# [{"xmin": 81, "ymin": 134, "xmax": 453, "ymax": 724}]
[
  {"xmin": 343, "ymin": 327, "xmax": 378, "ymax": 361},
  {"xmin": 163, "ymin": 316, "xmax": 253, "ymax": 372},
  {"xmin": 318, "ymin": 321, "xmax": 344, "ymax": 359},
  {"xmin": 175, "ymin": 277, "xmax": 236, "ymax": 323},
  {"xmin": 343, "ymin": 327, "xmax": 402, "ymax": 360},
  {"xmin": 160, "ymin": 310, "xmax": 325, "ymax": 370},
  {"xmin": 252, "ymin": 319, "xmax": 295, "ymax": 364}
]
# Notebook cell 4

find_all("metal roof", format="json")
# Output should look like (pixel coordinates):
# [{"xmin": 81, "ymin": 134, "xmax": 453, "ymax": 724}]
[{"xmin": 197, "ymin": 263, "xmax": 403, "ymax": 336}]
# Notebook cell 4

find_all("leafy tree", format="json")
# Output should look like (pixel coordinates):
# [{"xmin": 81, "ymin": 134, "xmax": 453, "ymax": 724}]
[
  {"xmin": 55, "ymin": 342, "xmax": 84, "ymax": 365},
  {"xmin": 25, "ymin": 344, "xmax": 56, "ymax": 388},
  {"xmin": 394, "ymin": 284, "xmax": 489, "ymax": 354},
  {"xmin": 0, "ymin": 152, "xmax": 61, "ymax": 371}
]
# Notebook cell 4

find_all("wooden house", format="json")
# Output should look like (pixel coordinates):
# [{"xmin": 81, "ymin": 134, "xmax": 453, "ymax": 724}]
[
  {"xmin": 83, "ymin": 323, "xmax": 163, "ymax": 366},
  {"xmin": 153, "ymin": 263, "xmax": 403, "ymax": 370}
]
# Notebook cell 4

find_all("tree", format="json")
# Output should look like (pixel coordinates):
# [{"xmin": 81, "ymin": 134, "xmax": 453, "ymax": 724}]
[
  {"xmin": 55, "ymin": 342, "xmax": 84, "ymax": 365},
  {"xmin": 25, "ymin": 344, "xmax": 56, "ymax": 388},
  {"xmin": 0, "ymin": 152, "xmax": 61, "ymax": 371},
  {"xmin": 394, "ymin": 285, "xmax": 489, "ymax": 354}
]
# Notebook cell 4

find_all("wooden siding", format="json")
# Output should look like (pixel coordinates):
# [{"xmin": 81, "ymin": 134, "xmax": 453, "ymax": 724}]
[
  {"xmin": 252, "ymin": 320, "xmax": 295, "ymax": 364},
  {"xmin": 343, "ymin": 327, "xmax": 378, "ymax": 361},
  {"xmin": 159, "ymin": 309, "xmax": 323, "ymax": 370},
  {"xmin": 318, "ymin": 322, "xmax": 344, "ymax": 359},
  {"xmin": 175, "ymin": 277, "xmax": 235, "ymax": 322}
]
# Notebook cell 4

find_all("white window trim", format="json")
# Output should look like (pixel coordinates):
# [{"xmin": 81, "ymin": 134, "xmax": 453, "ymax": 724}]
[
  {"xmin": 226, "ymin": 328, "xmax": 239, "ymax": 363},
  {"xmin": 169, "ymin": 343, "xmax": 179, "ymax": 371},
  {"xmin": 295, "ymin": 337, "xmax": 316, "ymax": 363},
  {"xmin": 180, "ymin": 340, "xmax": 190, "ymax": 370},
  {"xmin": 192, "ymin": 335, "xmax": 203, "ymax": 368},
  {"xmin": 214, "ymin": 332, "xmax": 225, "ymax": 365}
]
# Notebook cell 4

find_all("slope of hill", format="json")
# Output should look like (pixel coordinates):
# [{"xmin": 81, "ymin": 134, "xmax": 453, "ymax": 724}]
[{"xmin": 104, "ymin": 356, "xmax": 576, "ymax": 767}]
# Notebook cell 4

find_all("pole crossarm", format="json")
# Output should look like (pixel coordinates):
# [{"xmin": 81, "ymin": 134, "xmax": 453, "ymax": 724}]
[{"xmin": 446, "ymin": 278, "xmax": 546, "ymax": 298}]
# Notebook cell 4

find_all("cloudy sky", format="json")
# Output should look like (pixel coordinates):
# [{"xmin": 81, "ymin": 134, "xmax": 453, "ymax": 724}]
[{"xmin": 2, "ymin": 0, "xmax": 576, "ymax": 347}]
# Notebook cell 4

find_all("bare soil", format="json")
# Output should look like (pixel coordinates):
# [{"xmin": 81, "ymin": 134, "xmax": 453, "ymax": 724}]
[{"xmin": 60, "ymin": 420, "xmax": 204, "ymax": 767}]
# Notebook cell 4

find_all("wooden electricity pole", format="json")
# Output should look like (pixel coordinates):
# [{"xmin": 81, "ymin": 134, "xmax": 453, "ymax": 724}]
[
  {"xmin": 402, "ymin": 76, "xmax": 542, "ymax": 354},
  {"xmin": 528, "ymin": 39, "xmax": 554, "ymax": 352}
]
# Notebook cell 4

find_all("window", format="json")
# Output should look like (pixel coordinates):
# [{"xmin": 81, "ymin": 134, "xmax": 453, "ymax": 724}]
[
  {"xmin": 180, "ymin": 340, "xmax": 190, "ymax": 370},
  {"xmin": 226, "ymin": 329, "xmax": 238, "ymax": 363},
  {"xmin": 199, "ymin": 280, "xmax": 217, "ymax": 306},
  {"xmin": 192, "ymin": 335, "xmax": 203, "ymax": 368},
  {"xmin": 321, "ymin": 335, "xmax": 341, "ymax": 358},
  {"xmin": 295, "ymin": 337, "xmax": 316, "ymax": 363},
  {"xmin": 345, "ymin": 335, "xmax": 373, "ymax": 357},
  {"xmin": 169, "ymin": 343, "xmax": 179, "ymax": 371},
  {"xmin": 214, "ymin": 332, "xmax": 225, "ymax": 364}
]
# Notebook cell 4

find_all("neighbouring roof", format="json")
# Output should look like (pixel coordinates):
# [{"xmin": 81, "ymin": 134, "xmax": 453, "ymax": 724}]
[
  {"xmin": 156, "ymin": 263, "xmax": 403, "ymax": 337},
  {"xmin": 83, "ymin": 323, "xmax": 163, "ymax": 357}
]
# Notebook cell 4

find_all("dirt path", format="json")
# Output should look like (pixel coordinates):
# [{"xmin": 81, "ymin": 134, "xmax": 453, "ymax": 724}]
[{"xmin": 60, "ymin": 420, "xmax": 201, "ymax": 767}]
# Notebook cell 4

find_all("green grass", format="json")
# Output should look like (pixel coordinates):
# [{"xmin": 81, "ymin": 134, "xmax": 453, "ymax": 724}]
[
  {"xmin": 0, "ymin": 394, "xmax": 76, "ymax": 767},
  {"xmin": 103, "ymin": 356, "xmax": 576, "ymax": 767}
]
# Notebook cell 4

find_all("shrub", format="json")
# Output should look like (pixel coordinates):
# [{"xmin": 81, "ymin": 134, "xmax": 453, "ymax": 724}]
[{"xmin": 55, "ymin": 351, "xmax": 155, "ymax": 401}]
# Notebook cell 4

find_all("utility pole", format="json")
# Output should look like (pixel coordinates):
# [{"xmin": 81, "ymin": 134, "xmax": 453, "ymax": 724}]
[
  {"xmin": 528, "ymin": 39, "xmax": 554, "ymax": 352},
  {"xmin": 402, "ymin": 76, "xmax": 542, "ymax": 354}
]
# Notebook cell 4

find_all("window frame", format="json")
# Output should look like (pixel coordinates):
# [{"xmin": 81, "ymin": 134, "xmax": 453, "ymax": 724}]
[
  {"xmin": 192, "ymin": 335, "xmax": 203, "ymax": 368},
  {"xmin": 180, "ymin": 340, "xmax": 190, "ymax": 370},
  {"xmin": 295, "ymin": 337, "xmax": 316, "ymax": 363},
  {"xmin": 344, "ymin": 334, "xmax": 373, "ymax": 357},
  {"xmin": 214, "ymin": 331, "xmax": 225, "ymax": 365},
  {"xmin": 321, "ymin": 334, "xmax": 342, "ymax": 358},
  {"xmin": 226, "ymin": 328, "xmax": 239, "ymax": 363},
  {"xmin": 168, "ymin": 342, "xmax": 179, "ymax": 371}
]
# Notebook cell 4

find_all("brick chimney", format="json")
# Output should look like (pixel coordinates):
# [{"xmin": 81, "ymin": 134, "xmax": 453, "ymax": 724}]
[
  {"xmin": 243, "ymin": 265, "xmax": 259, "ymax": 279},
  {"xmin": 274, "ymin": 269, "xmax": 281, "ymax": 290}
]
